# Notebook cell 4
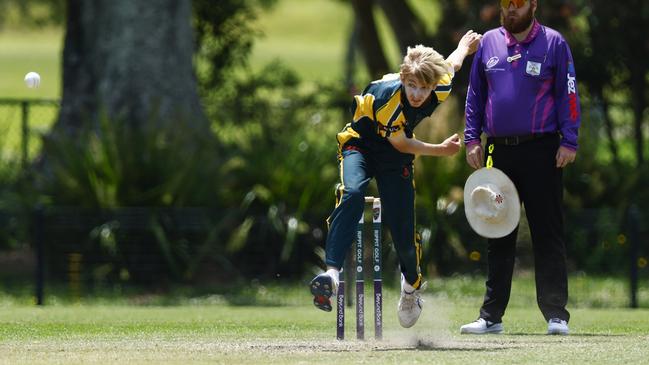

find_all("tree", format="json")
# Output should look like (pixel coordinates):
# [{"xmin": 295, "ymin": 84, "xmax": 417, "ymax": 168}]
[
  {"xmin": 578, "ymin": 0, "xmax": 649, "ymax": 167},
  {"xmin": 54, "ymin": 0, "xmax": 209, "ymax": 134},
  {"xmin": 376, "ymin": 0, "xmax": 430, "ymax": 51},
  {"xmin": 193, "ymin": 0, "xmax": 276, "ymax": 89},
  {"xmin": 350, "ymin": 0, "xmax": 390, "ymax": 79}
]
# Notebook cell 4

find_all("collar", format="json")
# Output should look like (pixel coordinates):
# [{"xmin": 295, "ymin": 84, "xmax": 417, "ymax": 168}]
[{"xmin": 504, "ymin": 19, "xmax": 541, "ymax": 47}]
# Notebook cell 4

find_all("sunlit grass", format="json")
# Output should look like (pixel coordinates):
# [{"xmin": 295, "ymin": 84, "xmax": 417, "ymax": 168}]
[
  {"xmin": 249, "ymin": 0, "xmax": 356, "ymax": 82},
  {"xmin": 0, "ymin": 276, "xmax": 648, "ymax": 365},
  {"xmin": 0, "ymin": 27, "xmax": 61, "ymax": 163},
  {"xmin": 0, "ymin": 28, "xmax": 62, "ymax": 99},
  {"xmin": 249, "ymin": 0, "xmax": 450, "ymax": 84}
]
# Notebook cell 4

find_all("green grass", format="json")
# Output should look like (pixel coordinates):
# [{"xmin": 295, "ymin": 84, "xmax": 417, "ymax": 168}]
[
  {"xmin": 0, "ymin": 0, "xmax": 355, "ymax": 99},
  {"xmin": 0, "ymin": 298, "xmax": 648, "ymax": 365},
  {"xmin": 249, "ymin": 0, "xmax": 357, "ymax": 82},
  {"xmin": 0, "ymin": 28, "xmax": 62, "ymax": 99},
  {"xmin": 249, "ymin": 0, "xmax": 450, "ymax": 83},
  {"xmin": 0, "ymin": 27, "xmax": 61, "ymax": 162},
  {"xmin": 0, "ymin": 275, "xmax": 648, "ymax": 364},
  {"xmin": 0, "ymin": 0, "xmax": 443, "ymax": 97}
]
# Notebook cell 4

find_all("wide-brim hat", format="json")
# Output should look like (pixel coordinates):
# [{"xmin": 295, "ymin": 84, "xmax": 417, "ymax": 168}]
[{"xmin": 464, "ymin": 167, "xmax": 520, "ymax": 239}]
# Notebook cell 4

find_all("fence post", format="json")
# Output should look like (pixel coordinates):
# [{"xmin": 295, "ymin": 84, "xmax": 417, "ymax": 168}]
[
  {"xmin": 21, "ymin": 100, "xmax": 29, "ymax": 168},
  {"xmin": 34, "ymin": 206, "xmax": 45, "ymax": 306},
  {"xmin": 629, "ymin": 204, "xmax": 639, "ymax": 309}
]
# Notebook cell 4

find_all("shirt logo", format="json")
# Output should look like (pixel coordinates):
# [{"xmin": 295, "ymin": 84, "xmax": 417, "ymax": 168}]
[
  {"xmin": 526, "ymin": 61, "xmax": 541, "ymax": 76},
  {"xmin": 567, "ymin": 70, "xmax": 579, "ymax": 121},
  {"xmin": 567, "ymin": 74, "xmax": 576, "ymax": 94},
  {"xmin": 486, "ymin": 57, "xmax": 499, "ymax": 69},
  {"xmin": 401, "ymin": 166, "xmax": 410, "ymax": 179}
]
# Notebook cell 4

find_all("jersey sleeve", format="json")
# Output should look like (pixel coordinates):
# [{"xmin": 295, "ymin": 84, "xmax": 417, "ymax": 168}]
[
  {"xmin": 433, "ymin": 66, "xmax": 455, "ymax": 102},
  {"xmin": 464, "ymin": 44, "xmax": 486, "ymax": 146},
  {"xmin": 352, "ymin": 94, "xmax": 376, "ymax": 122},
  {"xmin": 553, "ymin": 38, "xmax": 581, "ymax": 150}
]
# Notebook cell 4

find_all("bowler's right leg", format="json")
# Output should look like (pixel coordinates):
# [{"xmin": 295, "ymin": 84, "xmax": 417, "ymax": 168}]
[{"xmin": 309, "ymin": 147, "xmax": 372, "ymax": 311}]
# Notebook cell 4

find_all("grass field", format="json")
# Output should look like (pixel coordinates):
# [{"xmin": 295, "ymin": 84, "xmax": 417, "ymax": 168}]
[
  {"xmin": 0, "ymin": 28, "xmax": 62, "ymax": 99},
  {"xmin": 1, "ymin": 275, "xmax": 648, "ymax": 364},
  {"xmin": 0, "ymin": 0, "xmax": 386, "ymax": 163},
  {"xmin": 0, "ymin": 1, "xmax": 442, "ymax": 98},
  {"xmin": 2, "ymin": 303, "xmax": 649, "ymax": 365},
  {"xmin": 0, "ymin": 0, "xmax": 376, "ymax": 101},
  {"xmin": 0, "ymin": 27, "xmax": 62, "ymax": 162},
  {"xmin": 249, "ymin": 0, "xmax": 443, "ymax": 82}
]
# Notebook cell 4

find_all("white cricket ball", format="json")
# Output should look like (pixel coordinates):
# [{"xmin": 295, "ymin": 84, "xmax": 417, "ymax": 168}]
[{"xmin": 24, "ymin": 72, "xmax": 41, "ymax": 89}]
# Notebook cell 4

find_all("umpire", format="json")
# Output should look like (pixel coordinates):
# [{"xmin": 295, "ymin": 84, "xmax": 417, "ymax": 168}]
[{"xmin": 461, "ymin": 0, "xmax": 581, "ymax": 335}]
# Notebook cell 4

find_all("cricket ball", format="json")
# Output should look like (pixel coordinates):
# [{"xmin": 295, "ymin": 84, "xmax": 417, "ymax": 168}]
[{"xmin": 24, "ymin": 72, "xmax": 41, "ymax": 89}]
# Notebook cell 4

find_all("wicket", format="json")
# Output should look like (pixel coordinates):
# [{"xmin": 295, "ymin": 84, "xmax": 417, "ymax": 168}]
[{"xmin": 337, "ymin": 196, "xmax": 382, "ymax": 340}]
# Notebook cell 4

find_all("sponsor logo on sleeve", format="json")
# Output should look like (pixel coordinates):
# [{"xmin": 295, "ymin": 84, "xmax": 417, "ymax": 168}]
[{"xmin": 567, "ymin": 62, "xmax": 579, "ymax": 121}]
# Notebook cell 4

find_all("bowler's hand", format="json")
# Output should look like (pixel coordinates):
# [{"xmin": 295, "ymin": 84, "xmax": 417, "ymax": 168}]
[
  {"xmin": 441, "ymin": 133, "xmax": 462, "ymax": 156},
  {"xmin": 466, "ymin": 143, "xmax": 483, "ymax": 170},
  {"xmin": 458, "ymin": 30, "xmax": 482, "ymax": 55},
  {"xmin": 556, "ymin": 146, "xmax": 576, "ymax": 168}
]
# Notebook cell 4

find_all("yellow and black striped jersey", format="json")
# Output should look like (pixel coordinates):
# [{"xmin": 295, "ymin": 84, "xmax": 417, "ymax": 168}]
[{"xmin": 337, "ymin": 72, "xmax": 453, "ymax": 159}]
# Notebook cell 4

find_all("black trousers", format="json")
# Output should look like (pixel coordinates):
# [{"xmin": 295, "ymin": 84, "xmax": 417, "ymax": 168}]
[{"xmin": 479, "ymin": 134, "xmax": 570, "ymax": 323}]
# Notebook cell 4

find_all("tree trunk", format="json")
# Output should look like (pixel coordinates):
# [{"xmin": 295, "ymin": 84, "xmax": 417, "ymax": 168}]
[
  {"xmin": 55, "ymin": 0, "xmax": 209, "ymax": 133},
  {"xmin": 592, "ymin": 87, "xmax": 620, "ymax": 166},
  {"xmin": 343, "ymin": 20, "xmax": 360, "ymax": 96},
  {"xmin": 376, "ymin": 0, "xmax": 429, "ymax": 52},
  {"xmin": 350, "ymin": 0, "xmax": 390, "ymax": 79},
  {"xmin": 631, "ymin": 69, "xmax": 646, "ymax": 166}
]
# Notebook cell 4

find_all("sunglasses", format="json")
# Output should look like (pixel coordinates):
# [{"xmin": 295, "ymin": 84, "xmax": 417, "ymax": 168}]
[{"xmin": 500, "ymin": 0, "xmax": 527, "ymax": 8}]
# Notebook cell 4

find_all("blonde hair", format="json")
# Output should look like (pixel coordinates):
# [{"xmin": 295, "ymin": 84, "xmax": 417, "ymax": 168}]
[{"xmin": 399, "ymin": 45, "xmax": 449, "ymax": 87}]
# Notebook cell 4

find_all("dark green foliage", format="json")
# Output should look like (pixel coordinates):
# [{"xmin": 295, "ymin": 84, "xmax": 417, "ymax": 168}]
[
  {"xmin": 28, "ymin": 114, "xmax": 231, "ymax": 284},
  {"xmin": 38, "ymin": 113, "xmax": 222, "ymax": 208},
  {"xmin": 27, "ymin": 59, "xmax": 349, "ymax": 283},
  {"xmin": 1, "ymin": 0, "xmax": 647, "ymax": 284},
  {"xmin": 0, "ymin": 0, "xmax": 65, "ymax": 28},
  {"xmin": 203, "ymin": 61, "xmax": 348, "ymax": 279},
  {"xmin": 193, "ymin": 0, "xmax": 277, "ymax": 88}
]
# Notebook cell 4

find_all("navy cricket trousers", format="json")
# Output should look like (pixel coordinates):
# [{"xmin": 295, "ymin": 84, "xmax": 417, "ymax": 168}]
[{"xmin": 324, "ymin": 147, "xmax": 423, "ymax": 288}]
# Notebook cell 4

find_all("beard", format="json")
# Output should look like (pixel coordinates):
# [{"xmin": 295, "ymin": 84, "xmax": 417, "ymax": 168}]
[{"xmin": 501, "ymin": 5, "xmax": 534, "ymax": 34}]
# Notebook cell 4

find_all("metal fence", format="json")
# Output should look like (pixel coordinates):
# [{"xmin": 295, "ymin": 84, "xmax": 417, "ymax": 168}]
[
  {"xmin": 31, "ymin": 206, "xmax": 230, "ymax": 305},
  {"xmin": 21, "ymin": 205, "xmax": 647, "ymax": 307},
  {"xmin": 0, "ymin": 98, "xmax": 59, "ymax": 166}
]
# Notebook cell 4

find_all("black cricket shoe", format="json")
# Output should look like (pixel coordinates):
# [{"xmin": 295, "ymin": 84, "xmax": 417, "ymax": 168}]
[{"xmin": 309, "ymin": 273, "xmax": 337, "ymax": 312}]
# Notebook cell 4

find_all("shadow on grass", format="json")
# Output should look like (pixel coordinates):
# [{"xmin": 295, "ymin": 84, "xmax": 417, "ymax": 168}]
[
  {"xmin": 383, "ymin": 346, "xmax": 511, "ymax": 352},
  {"xmin": 0, "ymin": 277, "xmax": 297, "ymax": 307}
]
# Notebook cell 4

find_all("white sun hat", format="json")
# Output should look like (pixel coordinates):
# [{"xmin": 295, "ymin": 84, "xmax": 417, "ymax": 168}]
[{"xmin": 464, "ymin": 167, "xmax": 520, "ymax": 238}]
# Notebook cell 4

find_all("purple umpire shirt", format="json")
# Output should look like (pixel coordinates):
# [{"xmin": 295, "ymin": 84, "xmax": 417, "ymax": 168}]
[{"xmin": 464, "ymin": 20, "xmax": 581, "ymax": 150}]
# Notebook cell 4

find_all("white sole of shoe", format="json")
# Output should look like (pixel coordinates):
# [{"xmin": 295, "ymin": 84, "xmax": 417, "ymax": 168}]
[{"xmin": 460, "ymin": 326, "xmax": 503, "ymax": 334}]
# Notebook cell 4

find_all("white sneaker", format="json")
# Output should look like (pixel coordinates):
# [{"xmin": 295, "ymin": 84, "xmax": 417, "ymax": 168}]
[
  {"xmin": 460, "ymin": 318, "xmax": 503, "ymax": 334},
  {"xmin": 397, "ymin": 281, "xmax": 426, "ymax": 328},
  {"xmin": 547, "ymin": 318, "xmax": 569, "ymax": 335}
]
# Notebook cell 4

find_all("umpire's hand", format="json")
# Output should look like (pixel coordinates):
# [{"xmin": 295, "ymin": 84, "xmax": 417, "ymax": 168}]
[
  {"xmin": 556, "ymin": 146, "xmax": 576, "ymax": 168},
  {"xmin": 466, "ymin": 143, "xmax": 483, "ymax": 170}
]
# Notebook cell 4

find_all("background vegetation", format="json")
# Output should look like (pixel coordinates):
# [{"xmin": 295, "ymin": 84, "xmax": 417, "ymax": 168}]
[{"xmin": 0, "ymin": 0, "xmax": 646, "ymax": 299}]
